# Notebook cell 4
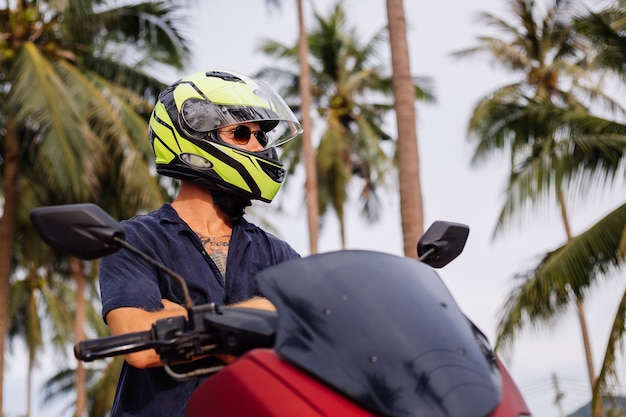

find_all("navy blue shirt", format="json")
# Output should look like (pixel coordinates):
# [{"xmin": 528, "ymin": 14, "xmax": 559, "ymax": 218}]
[{"xmin": 99, "ymin": 203, "xmax": 300, "ymax": 417}]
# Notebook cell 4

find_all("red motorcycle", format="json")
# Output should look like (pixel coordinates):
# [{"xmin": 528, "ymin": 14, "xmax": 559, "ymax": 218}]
[{"xmin": 30, "ymin": 204, "xmax": 531, "ymax": 417}]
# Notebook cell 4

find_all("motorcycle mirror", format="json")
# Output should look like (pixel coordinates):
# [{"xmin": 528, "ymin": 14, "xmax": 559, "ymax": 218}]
[
  {"xmin": 30, "ymin": 203, "xmax": 125, "ymax": 260},
  {"xmin": 417, "ymin": 221, "xmax": 469, "ymax": 268}
]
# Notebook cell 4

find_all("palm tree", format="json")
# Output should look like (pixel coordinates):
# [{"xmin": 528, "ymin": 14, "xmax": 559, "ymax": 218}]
[
  {"xmin": 385, "ymin": 0, "xmax": 425, "ymax": 259},
  {"xmin": 258, "ymin": 1, "xmax": 434, "ymax": 248},
  {"xmin": 7, "ymin": 183, "xmax": 93, "ymax": 417},
  {"xmin": 264, "ymin": 0, "xmax": 320, "ymax": 254},
  {"xmin": 8, "ymin": 264, "xmax": 82, "ymax": 417},
  {"xmin": 31, "ymin": 253, "xmax": 117, "ymax": 417},
  {"xmin": 573, "ymin": 4, "xmax": 626, "ymax": 415},
  {"xmin": 454, "ymin": 0, "xmax": 626, "ymax": 397},
  {"xmin": 33, "ymin": 266, "xmax": 119, "ymax": 417},
  {"xmin": 495, "ymin": 4, "xmax": 626, "ymax": 415},
  {"xmin": 450, "ymin": 0, "xmax": 626, "ymax": 410},
  {"xmin": 40, "ymin": 357, "xmax": 123, "ymax": 417},
  {"xmin": 0, "ymin": 1, "xmax": 187, "ymax": 415},
  {"xmin": 9, "ymin": 266, "xmax": 69, "ymax": 417}
]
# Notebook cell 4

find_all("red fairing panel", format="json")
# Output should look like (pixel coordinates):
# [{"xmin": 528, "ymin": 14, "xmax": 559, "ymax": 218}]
[
  {"xmin": 186, "ymin": 349, "xmax": 377, "ymax": 417},
  {"xmin": 489, "ymin": 359, "xmax": 532, "ymax": 417}
]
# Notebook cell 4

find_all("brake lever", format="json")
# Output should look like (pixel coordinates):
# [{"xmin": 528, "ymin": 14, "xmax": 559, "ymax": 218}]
[
  {"xmin": 154, "ymin": 304, "xmax": 220, "ymax": 363},
  {"xmin": 155, "ymin": 303, "xmax": 278, "ymax": 381}
]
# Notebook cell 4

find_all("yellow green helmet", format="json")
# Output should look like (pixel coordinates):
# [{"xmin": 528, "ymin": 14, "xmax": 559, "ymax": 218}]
[{"xmin": 149, "ymin": 70, "xmax": 302, "ymax": 202}]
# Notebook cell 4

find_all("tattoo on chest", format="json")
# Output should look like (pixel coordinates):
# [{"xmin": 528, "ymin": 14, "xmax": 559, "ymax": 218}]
[{"xmin": 197, "ymin": 233, "xmax": 230, "ymax": 277}]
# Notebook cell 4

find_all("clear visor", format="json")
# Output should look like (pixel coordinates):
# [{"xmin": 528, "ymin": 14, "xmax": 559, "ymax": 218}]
[{"xmin": 180, "ymin": 80, "xmax": 303, "ymax": 149}]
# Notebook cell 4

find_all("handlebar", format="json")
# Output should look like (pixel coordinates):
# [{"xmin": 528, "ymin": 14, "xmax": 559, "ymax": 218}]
[
  {"xmin": 75, "ymin": 329, "xmax": 155, "ymax": 362},
  {"xmin": 74, "ymin": 304, "xmax": 278, "ymax": 379}
]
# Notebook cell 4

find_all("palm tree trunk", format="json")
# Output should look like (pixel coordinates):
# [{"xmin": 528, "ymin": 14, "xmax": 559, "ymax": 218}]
[
  {"xmin": 576, "ymin": 295, "xmax": 596, "ymax": 388},
  {"xmin": 296, "ymin": 0, "xmax": 319, "ymax": 254},
  {"xmin": 0, "ymin": 115, "xmax": 21, "ymax": 417},
  {"xmin": 558, "ymin": 190, "xmax": 596, "ymax": 396},
  {"xmin": 70, "ymin": 257, "xmax": 87, "ymax": 417},
  {"xmin": 25, "ymin": 266, "xmax": 38, "ymax": 417},
  {"xmin": 385, "ymin": 0, "xmax": 424, "ymax": 259},
  {"xmin": 27, "ymin": 353, "xmax": 33, "ymax": 417},
  {"xmin": 339, "ymin": 211, "xmax": 346, "ymax": 249}
]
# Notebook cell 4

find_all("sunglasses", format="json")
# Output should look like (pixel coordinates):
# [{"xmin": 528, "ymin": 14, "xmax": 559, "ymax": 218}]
[{"xmin": 221, "ymin": 125, "xmax": 269, "ymax": 148}]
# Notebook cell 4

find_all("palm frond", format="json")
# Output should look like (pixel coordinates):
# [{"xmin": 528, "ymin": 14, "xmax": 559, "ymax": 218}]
[
  {"xmin": 496, "ymin": 203, "xmax": 626, "ymax": 350},
  {"xmin": 54, "ymin": 61, "xmax": 165, "ymax": 213},
  {"xmin": 575, "ymin": 8, "xmax": 626, "ymax": 80},
  {"xmin": 84, "ymin": 1, "xmax": 188, "ymax": 68},
  {"xmin": 7, "ymin": 42, "xmax": 104, "ymax": 200},
  {"xmin": 492, "ymin": 105, "xmax": 626, "ymax": 235}
]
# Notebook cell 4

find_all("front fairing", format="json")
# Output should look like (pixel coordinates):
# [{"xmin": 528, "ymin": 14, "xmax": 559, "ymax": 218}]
[{"xmin": 255, "ymin": 250, "xmax": 501, "ymax": 417}]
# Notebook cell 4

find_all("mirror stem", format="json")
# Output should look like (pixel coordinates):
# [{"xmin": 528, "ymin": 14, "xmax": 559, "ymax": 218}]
[{"xmin": 417, "ymin": 246, "xmax": 436, "ymax": 263}]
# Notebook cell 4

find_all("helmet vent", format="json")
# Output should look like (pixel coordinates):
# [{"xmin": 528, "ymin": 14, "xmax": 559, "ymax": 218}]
[
  {"xmin": 180, "ymin": 153, "xmax": 214, "ymax": 170},
  {"xmin": 205, "ymin": 71, "xmax": 244, "ymax": 83},
  {"xmin": 257, "ymin": 159, "xmax": 285, "ymax": 183}
]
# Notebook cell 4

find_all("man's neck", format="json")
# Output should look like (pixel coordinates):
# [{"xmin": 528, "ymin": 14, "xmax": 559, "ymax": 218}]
[{"xmin": 171, "ymin": 181, "xmax": 233, "ymax": 236}]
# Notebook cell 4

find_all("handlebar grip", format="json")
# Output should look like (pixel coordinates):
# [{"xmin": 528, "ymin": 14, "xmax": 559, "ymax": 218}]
[{"xmin": 75, "ymin": 330, "xmax": 154, "ymax": 362}]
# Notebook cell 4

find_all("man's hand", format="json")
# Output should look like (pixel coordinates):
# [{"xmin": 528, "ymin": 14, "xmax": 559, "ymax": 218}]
[
  {"xmin": 161, "ymin": 299, "xmax": 187, "ymax": 312},
  {"xmin": 106, "ymin": 299, "xmax": 187, "ymax": 368},
  {"xmin": 231, "ymin": 296, "xmax": 276, "ymax": 311}
]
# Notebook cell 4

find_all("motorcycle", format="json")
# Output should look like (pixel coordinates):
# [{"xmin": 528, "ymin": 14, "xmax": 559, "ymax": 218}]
[{"xmin": 30, "ymin": 203, "xmax": 531, "ymax": 417}]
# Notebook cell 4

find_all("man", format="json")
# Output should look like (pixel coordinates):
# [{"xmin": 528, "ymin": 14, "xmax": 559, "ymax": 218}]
[{"xmin": 98, "ymin": 70, "xmax": 303, "ymax": 416}]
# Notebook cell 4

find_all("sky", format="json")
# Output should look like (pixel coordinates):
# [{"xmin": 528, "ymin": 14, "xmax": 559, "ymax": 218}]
[{"xmin": 5, "ymin": 0, "xmax": 626, "ymax": 416}]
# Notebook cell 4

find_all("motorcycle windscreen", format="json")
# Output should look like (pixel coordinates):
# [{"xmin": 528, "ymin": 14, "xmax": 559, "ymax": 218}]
[{"xmin": 255, "ymin": 250, "xmax": 501, "ymax": 417}]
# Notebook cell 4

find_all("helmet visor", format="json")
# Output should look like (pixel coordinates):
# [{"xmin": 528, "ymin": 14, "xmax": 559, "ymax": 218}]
[{"xmin": 180, "ymin": 79, "xmax": 302, "ymax": 149}]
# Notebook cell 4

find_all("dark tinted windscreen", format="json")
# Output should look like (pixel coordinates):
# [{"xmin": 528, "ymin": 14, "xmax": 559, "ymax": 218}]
[{"xmin": 256, "ymin": 250, "xmax": 501, "ymax": 417}]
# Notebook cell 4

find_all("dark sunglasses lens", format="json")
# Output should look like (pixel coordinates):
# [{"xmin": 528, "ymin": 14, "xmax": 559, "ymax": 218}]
[
  {"xmin": 231, "ymin": 126, "xmax": 269, "ymax": 147},
  {"xmin": 254, "ymin": 131, "xmax": 268, "ymax": 147},
  {"xmin": 232, "ymin": 126, "xmax": 252, "ymax": 143}
]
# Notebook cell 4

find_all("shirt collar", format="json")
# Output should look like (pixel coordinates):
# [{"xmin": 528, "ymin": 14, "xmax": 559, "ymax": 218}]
[{"xmin": 158, "ymin": 202, "xmax": 257, "ymax": 232}]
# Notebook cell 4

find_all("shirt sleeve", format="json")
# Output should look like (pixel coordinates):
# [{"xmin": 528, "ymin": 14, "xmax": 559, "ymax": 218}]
[
  {"xmin": 267, "ymin": 232, "xmax": 301, "ymax": 263},
  {"xmin": 99, "ymin": 218, "xmax": 166, "ymax": 322}
]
